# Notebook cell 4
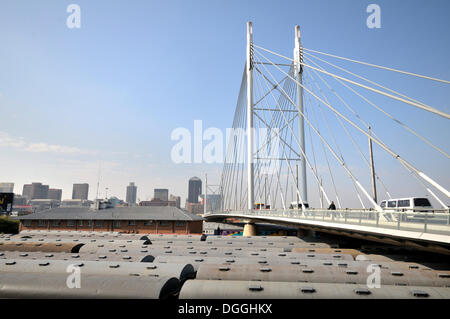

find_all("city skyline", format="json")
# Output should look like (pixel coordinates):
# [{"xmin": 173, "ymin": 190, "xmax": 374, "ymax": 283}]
[{"xmin": 5, "ymin": 178, "xmax": 195, "ymax": 207}]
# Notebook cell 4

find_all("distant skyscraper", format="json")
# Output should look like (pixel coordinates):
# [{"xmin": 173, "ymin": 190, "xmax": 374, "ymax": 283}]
[
  {"xmin": 126, "ymin": 182, "xmax": 137, "ymax": 205},
  {"xmin": 22, "ymin": 183, "xmax": 49, "ymax": 201},
  {"xmin": 72, "ymin": 183, "xmax": 89, "ymax": 200},
  {"xmin": 154, "ymin": 189, "xmax": 169, "ymax": 202},
  {"xmin": 169, "ymin": 194, "xmax": 181, "ymax": 208},
  {"xmin": 48, "ymin": 188, "xmax": 62, "ymax": 201},
  {"xmin": 0, "ymin": 183, "xmax": 14, "ymax": 193},
  {"xmin": 200, "ymin": 194, "xmax": 221, "ymax": 212},
  {"xmin": 22, "ymin": 184, "xmax": 32, "ymax": 200},
  {"xmin": 188, "ymin": 177, "xmax": 202, "ymax": 203}
]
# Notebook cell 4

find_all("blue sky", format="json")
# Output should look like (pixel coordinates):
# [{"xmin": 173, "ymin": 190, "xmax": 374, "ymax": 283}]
[{"xmin": 0, "ymin": 0, "xmax": 449, "ymax": 207}]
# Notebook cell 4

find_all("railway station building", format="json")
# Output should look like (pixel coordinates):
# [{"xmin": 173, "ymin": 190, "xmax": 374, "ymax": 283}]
[{"xmin": 17, "ymin": 206, "xmax": 203, "ymax": 234}]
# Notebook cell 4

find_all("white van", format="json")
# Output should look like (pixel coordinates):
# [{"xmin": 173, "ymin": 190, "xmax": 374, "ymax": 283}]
[{"xmin": 380, "ymin": 197, "xmax": 434, "ymax": 212}]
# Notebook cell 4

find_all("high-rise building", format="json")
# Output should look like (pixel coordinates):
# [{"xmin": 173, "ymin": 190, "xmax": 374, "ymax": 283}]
[
  {"xmin": 72, "ymin": 183, "xmax": 89, "ymax": 200},
  {"xmin": 169, "ymin": 194, "xmax": 181, "ymax": 208},
  {"xmin": 47, "ymin": 188, "xmax": 62, "ymax": 201},
  {"xmin": 154, "ymin": 188, "xmax": 169, "ymax": 202},
  {"xmin": 0, "ymin": 183, "xmax": 14, "ymax": 193},
  {"xmin": 188, "ymin": 177, "xmax": 202, "ymax": 203},
  {"xmin": 200, "ymin": 194, "xmax": 221, "ymax": 212},
  {"xmin": 185, "ymin": 201, "xmax": 204, "ymax": 215},
  {"xmin": 22, "ymin": 184, "xmax": 32, "ymax": 200},
  {"xmin": 22, "ymin": 183, "xmax": 49, "ymax": 201},
  {"xmin": 126, "ymin": 182, "xmax": 137, "ymax": 205}
]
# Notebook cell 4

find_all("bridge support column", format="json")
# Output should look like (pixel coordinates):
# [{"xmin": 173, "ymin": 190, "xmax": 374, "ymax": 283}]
[
  {"xmin": 297, "ymin": 228, "xmax": 314, "ymax": 238},
  {"xmin": 243, "ymin": 223, "xmax": 257, "ymax": 237}
]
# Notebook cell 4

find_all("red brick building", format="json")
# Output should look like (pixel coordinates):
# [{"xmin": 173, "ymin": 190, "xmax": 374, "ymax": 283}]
[{"xmin": 18, "ymin": 206, "xmax": 203, "ymax": 234}]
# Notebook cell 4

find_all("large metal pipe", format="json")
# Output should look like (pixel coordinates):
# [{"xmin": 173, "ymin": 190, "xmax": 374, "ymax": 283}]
[
  {"xmin": 150, "ymin": 240, "xmax": 331, "ymax": 249},
  {"xmin": 16, "ymin": 231, "xmax": 151, "ymax": 241},
  {"xmin": 149, "ymin": 244, "xmax": 286, "ymax": 253},
  {"xmin": 0, "ymin": 242, "xmax": 84, "ymax": 253},
  {"xmin": 19, "ymin": 230, "xmax": 120, "ymax": 235},
  {"xmin": 205, "ymin": 235, "xmax": 305, "ymax": 242},
  {"xmin": 13, "ymin": 233, "xmax": 149, "ymax": 240},
  {"xmin": 16, "ymin": 230, "xmax": 205, "ymax": 242},
  {"xmin": 80, "ymin": 245, "xmax": 355, "ymax": 260},
  {"xmin": 179, "ymin": 280, "xmax": 450, "ymax": 299},
  {"xmin": 0, "ymin": 251, "xmax": 155, "ymax": 263},
  {"xmin": 0, "ymin": 259, "xmax": 195, "ymax": 282},
  {"xmin": 0, "ymin": 272, "xmax": 180, "ymax": 299},
  {"xmin": 291, "ymin": 248, "xmax": 362, "ymax": 258},
  {"xmin": 1, "ymin": 238, "xmax": 150, "ymax": 245},
  {"xmin": 144, "ymin": 234, "xmax": 206, "ymax": 241},
  {"xmin": 153, "ymin": 255, "xmax": 437, "ymax": 272},
  {"xmin": 195, "ymin": 264, "xmax": 450, "ymax": 287},
  {"xmin": 355, "ymin": 254, "xmax": 396, "ymax": 262}
]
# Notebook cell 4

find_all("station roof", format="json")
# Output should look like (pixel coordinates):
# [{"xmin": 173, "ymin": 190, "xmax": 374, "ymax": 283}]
[{"xmin": 17, "ymin": 206, "xmax": 204, "ymax": 221}]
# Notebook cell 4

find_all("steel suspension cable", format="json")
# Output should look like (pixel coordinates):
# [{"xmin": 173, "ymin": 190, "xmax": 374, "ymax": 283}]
[{"xmin": 254, "ymin": 47, "xmax": 450, "ymax": 200}]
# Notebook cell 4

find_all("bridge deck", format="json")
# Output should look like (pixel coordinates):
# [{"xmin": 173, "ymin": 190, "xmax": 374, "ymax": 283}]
[{"xmin": 205, "ymin": 210, "xmax": 450, "ymax": 245}]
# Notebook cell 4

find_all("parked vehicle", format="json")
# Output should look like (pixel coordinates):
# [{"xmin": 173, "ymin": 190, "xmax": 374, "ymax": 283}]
[{"xmin": 380, "ymin": 197, "xmax": 434, "ymax": 213}]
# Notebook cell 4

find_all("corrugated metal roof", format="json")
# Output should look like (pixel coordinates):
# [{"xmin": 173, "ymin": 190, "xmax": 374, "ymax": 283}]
[{"xmin": 17, "ymin": 206, "xmax": 204, "ymax": 221}]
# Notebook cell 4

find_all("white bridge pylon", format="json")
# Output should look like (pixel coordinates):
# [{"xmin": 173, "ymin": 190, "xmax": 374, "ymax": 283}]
[{"xmin": 218, "ymin": 22, "xmax": 450, "ymax": 219}]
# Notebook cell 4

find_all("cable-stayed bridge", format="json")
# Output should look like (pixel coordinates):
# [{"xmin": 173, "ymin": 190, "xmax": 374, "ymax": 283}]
[{"xmin": 204, "ymin": 22, "xmax": 450, "ymax": 254}]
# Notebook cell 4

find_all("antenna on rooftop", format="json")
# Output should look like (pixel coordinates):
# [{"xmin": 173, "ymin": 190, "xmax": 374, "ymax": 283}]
[{"xmin": 96, "ymin": 162, "xmax": 101, "ymax": 200}]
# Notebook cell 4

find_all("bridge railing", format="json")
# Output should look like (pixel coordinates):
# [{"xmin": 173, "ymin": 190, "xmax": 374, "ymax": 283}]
[{"xmin": 207, "ymin": 209, "xmax": 450, "ymax": 237}]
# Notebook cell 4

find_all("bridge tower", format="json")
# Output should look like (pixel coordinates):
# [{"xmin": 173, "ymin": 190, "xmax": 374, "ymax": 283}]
[
  {"xmin": 246, "ymin": 21, "xmax": 255, "ymax": 212},
  {"xmin": 294, "ymin": 25, "xmax": 308, "ymax": 204}
]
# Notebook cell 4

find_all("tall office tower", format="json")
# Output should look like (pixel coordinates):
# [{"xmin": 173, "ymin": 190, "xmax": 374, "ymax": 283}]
[
  {"xmin": 154, "ymin": 188, "xmax": 169, "ymax": 202},
  {"xmin": 200, "ymin": 194, "xmax": 221, "ymax": 212},
  {"xmin": 22, "ymin": 183, "xmax": 49, "ymax": 201},
  {"xmin": 72, "ymin": 183, "xmax": 89, "ymax": 200},
  {"xmin": 0, "ymin": 183, "xmax": 14, "ymax": 193},
  {"xmin": 169, "ymin": 194, "xmax": 181, "ymax": 208},
  {"xmin": 188, "ymin": 177, "xmax": 202, "ymax": 203},
  {"xmin": 47, "ymin": 188, "xmax": 62, "ymax": 201},
  {"xmin": 126, "ymin": 182, "xmax": 137, "ymax": 205},
  {"xmin": 22, "ymin": 184, "xmax": 32, "ymax": 200}
]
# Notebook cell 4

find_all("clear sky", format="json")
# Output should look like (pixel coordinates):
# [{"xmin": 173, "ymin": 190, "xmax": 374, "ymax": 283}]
[{"xmin": 0, "ymin": 0, "xmax": 449, "ymax": 207}]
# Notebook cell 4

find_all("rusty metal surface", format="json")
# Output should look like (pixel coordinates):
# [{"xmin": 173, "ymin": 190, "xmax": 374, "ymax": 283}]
[
  {"xmin": 179, "ymin": 280, "xmax": 450, "ymax": 299},
  {"xmin": 0, "ymin": 272, "xmax": 179, "ymax": 299}
]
